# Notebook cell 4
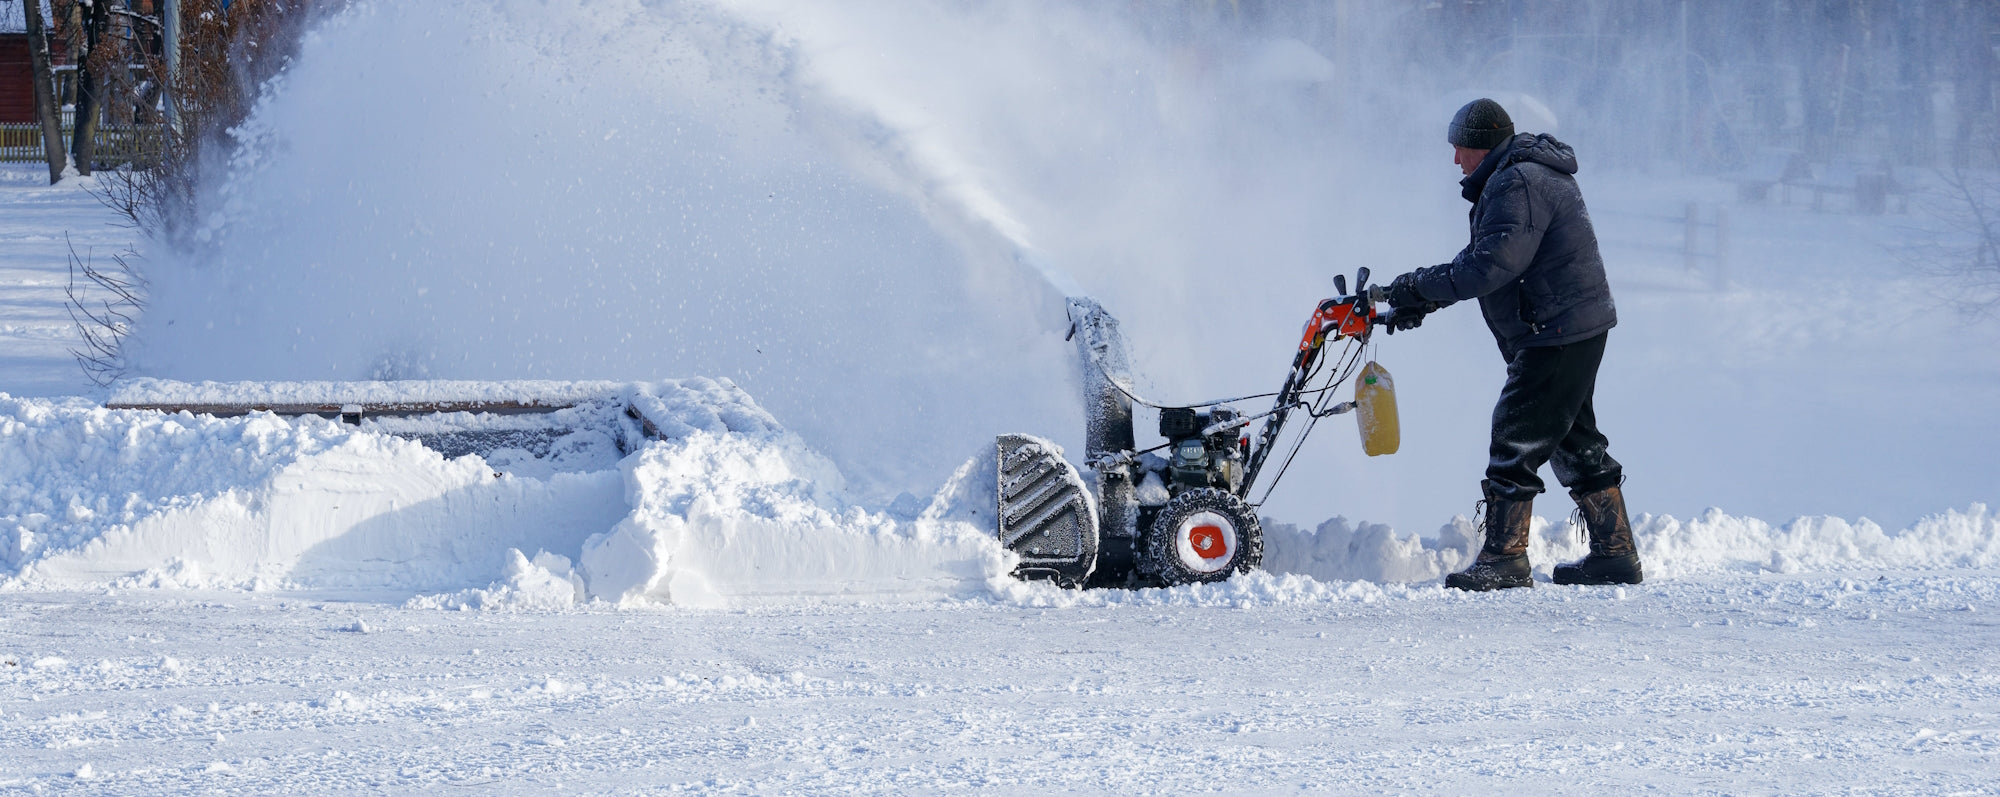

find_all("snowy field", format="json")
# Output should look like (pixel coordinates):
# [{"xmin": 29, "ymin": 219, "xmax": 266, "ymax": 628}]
[
  {"xmin": 3, "ymin": 0, "xmax": 2000, "ymax": 792},
  {"xmin": 3, "ymin": 574, "xmax": 1996, "ymax": 793},
  {"xmin": 0, "ymin": 168, "xmax": 131, "ymax": 399}
]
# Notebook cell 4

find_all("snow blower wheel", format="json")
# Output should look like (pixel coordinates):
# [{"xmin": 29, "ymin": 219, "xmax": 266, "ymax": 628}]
[{"xmin": 1143, "ymin": 488, "xmax": 1262, "ymax": 586}]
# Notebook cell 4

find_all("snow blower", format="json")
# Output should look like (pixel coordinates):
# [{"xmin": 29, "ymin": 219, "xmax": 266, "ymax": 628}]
[{"xmin": 997, "ymin": 268, "xmax": 1404, "ymax": 589}]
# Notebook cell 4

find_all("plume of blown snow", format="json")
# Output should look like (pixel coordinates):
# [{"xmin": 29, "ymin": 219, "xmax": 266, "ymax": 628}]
[{"xmin": 128, "ymin": 0, "xmax": 1080, "ymax": 510}]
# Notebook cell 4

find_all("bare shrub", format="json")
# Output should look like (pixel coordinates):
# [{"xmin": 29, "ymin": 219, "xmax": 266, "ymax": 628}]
[
  {"xmin": 1911, "ymin": 135, "xmax": 2000, "ymax": 317},
  {"xmin": 63, "ymin": 235, "xmax": 147, "ymax": 387}
]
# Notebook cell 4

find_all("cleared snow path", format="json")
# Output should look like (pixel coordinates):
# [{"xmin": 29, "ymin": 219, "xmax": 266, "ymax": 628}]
[{"xmin": 2, "ymin": 573, "xmax": 1994, "ymax": 793}]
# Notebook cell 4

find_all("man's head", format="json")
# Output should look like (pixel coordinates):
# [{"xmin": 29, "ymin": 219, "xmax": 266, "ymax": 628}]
[{"xmin": 1448, "ymin": 98, "xmax": 1514, "ymax": 176}]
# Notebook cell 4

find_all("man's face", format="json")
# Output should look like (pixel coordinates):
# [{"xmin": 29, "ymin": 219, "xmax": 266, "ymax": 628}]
[{"xmin": 1453, "ymin": 145, "xmax": 1489, "ymax": 177}]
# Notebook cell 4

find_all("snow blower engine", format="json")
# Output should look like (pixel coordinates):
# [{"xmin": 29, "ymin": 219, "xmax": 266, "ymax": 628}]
[{"xmin": 997, "ymin": 268, "xmax": 1405, "ymax": 589}]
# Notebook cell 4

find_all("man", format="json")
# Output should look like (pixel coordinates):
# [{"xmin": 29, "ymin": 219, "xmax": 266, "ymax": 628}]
[{"xmin": 1382, "ymin": 98, "xmax": 1642, "ymax": 591}]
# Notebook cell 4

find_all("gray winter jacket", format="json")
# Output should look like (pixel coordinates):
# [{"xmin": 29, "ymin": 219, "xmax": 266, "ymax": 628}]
[{"xmin": 1407, "ymin": 133, "xmax": 1617, "ymax": 356}]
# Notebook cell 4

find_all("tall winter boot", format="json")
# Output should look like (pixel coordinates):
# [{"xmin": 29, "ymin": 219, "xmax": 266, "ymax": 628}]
[
  {"xmin": 1553, "ymin": 483, "xmax": 1643, "ymax": 585},
  {"xmin": 1445, "ymin": 486, "xmax": 1535, "ymax": 591}
]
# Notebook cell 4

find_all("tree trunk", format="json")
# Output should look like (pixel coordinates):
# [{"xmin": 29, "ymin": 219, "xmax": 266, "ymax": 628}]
[
  {"xmin": 25, "ymin": 0, "xmax": 67, "ymax": 183},
  {"xmin": 68, "ymin": 0, "xmax": 110, "ymax": 177},
  {"xmin": 1951, "ymin": 0, "xmax": 1996, "ymax": 168}
]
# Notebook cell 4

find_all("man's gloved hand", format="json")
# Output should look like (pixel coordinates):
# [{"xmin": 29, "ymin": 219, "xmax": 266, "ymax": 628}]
[
  {"xmin": 1382, "ymin": 273, "xmax": 1438, "ymax": 335},
  {"xmin": 1384, "ymin": 307, "xmax": 1426, "ymax": 334},
  {"xmin": 1384, "ymin": 273, "xmax": 1426, "ymax": 310}
]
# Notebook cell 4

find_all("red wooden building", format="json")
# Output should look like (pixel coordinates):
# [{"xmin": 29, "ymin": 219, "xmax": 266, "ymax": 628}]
[
  {"xmin": 0, "ymin": 2, "xmax": 122, "ymax": 124},
  {"xmin": 0, "ymin": 32, "xmax": 37, "ymax": 124}
]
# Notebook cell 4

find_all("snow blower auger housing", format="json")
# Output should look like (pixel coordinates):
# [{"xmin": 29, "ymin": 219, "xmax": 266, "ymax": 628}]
[{"xmin": 998, "ymin": 269, "xmax": 1398, "ymax": 589}]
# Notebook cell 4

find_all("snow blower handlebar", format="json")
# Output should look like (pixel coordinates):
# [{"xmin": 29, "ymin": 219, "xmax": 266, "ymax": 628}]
[
  {"xmin": 1238, "ymin": 269, "xmax": 1398, "ymax": 501},
  {"xmin": 1292, "ymin": 274, "xmax": 1393, "ymax": 366},
  {"xmin": 1295, "ymin": 294, "xmax": 1378, "ymax": 356}
]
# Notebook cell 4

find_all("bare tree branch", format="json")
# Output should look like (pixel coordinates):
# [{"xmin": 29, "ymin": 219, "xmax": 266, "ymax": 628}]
[
  {"xmin": 62, "ymin": 233, "xmax": 148, "ymax": 387},
  {"xmin": 1911, "ymin": 153, "xmax": 2000, "ymax": 317}
]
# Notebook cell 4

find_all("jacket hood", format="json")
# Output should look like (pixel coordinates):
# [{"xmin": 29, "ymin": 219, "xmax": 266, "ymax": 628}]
[
  {"xmin": 1505, "ymin": 133, "xmax": 1578, "ymax": 175},
  {"xmin": 1461, "ymin": 133, "xmax": 1577, "ymax": 202}
]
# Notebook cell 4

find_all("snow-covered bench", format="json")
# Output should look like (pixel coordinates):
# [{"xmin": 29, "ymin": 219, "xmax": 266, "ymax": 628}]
[{"xmin": 1804, "ymin": 158, "xmax": 1907, "ymax": 214}]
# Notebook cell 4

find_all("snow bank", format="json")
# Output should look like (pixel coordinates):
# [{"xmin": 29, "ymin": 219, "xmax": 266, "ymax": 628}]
[
  {"xmin": 578, "ymin": 377, "xmax": 1010, "ymax": 607},
  {"xmin": 1259, "ymin": 505, "xmax": 2000, "ymax": 586},
  {"xmin": 1, "ymin": 380, "xmax": 1013, "ymax": 604},
  {"xmin": 1635, "ymin": 505, "xmax": 2000, "ymax": 578},
  {"xmin": 0, "ymin": 392, "xmax": 627, "ymax": 591},
  {"xmin": 1263, "ymin": 515, "xmax": 1481, "ymax": 584},
  {"xmin": 406, "ymin": 550, "xmax": 590, "ymax": 612},
  {"xmin": 579, "ymin": 430, "xmax": 1008, "ymax": 608},
  {"xmin": 3, "ymin": 377, "xmax": 1992, "ymax": 605}
]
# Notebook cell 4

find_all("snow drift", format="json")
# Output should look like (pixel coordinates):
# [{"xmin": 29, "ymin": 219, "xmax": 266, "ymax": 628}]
[
  {"xmin": 0, "ymin": 381, "xmax": 1013, "ymax": 605},
  {"xmin": 4, "ymin": 380, "xmax": 1994, "ymax": 607},
  {"xmin": 1260, "ymin": 507, "xmax": 2000, "ymax": 586},
  {"xmin": 0, "ymin": 393, "xmax": 625, "ymax": 590},
  {"xmin": 579, "ymin": 432, "xmax": 1007, "ymax": 608}
]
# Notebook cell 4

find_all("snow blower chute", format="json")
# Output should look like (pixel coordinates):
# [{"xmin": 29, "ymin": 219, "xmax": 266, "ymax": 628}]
[{"xmin": 998, "ymin": 269, "xmax": 1405, "ymax": 589}]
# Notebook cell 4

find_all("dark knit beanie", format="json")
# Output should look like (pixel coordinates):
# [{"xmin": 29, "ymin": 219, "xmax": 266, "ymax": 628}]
[{"xmin": 1448, "ymin": 98, "xmax": 1514, "ymax": 150}]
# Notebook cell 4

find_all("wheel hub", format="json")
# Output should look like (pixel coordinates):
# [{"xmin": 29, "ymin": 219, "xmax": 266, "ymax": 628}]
[
  {"xmin": 1174, "ymin": 510, "xmax": 1237, "ymax": 573},
  {"xmin": 1188, "ymin": 525, "xmax": 1227, "ymax": 559}
]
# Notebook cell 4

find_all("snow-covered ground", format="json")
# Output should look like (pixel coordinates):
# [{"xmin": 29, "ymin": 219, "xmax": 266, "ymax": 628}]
[
  {"xmin": 0, "ymin": 168, "xmax": 132, "ymax": 398},
  {"xmin": 3, "ymin": 1, "xmax": 1999, "ymax": 791},
  {"xmin": 3, "ymin": 575, "xmax": 1996, "ymax": 793}
]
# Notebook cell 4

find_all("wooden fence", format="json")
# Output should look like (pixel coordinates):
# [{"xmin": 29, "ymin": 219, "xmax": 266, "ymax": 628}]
[{"xmin": 0, "ymin": 121, "xmax": 164, "ymax": 166}]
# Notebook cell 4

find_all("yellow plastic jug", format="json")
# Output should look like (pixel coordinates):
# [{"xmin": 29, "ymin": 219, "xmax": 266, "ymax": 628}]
[{"xmin": 1355, "ymin": 361, "xmax": 1400, "ymax": 456}]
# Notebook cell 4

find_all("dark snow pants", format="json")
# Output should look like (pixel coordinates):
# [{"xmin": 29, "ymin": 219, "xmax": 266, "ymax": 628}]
[{"xmin": 1485, "ymin": 332, "xmax": 1622, "ymax": 501}]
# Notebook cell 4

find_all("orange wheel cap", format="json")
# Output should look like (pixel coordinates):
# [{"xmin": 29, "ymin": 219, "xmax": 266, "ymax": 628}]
[{"xmin": 1188, "ymin": 525, "xmax": 1229, "ymax": 560}]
